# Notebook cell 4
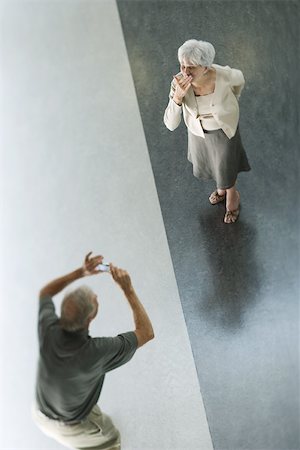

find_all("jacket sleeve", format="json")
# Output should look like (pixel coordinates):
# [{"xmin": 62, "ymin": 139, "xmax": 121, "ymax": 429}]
[
  {"xmin": 229, "ymin": 68, "xmax": 245, "ymax": 100},
  {"xmin": 163, "ymin": 80, "xmax": 183, "ymax": 131}
]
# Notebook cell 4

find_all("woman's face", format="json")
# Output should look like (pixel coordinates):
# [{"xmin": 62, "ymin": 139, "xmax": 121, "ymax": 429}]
[{"xmin": 180, "ymin": 60, "xmax": 207, "ymax": 82}]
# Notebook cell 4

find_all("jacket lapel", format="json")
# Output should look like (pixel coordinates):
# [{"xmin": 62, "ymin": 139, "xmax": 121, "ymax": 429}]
[
  {"xmin": 211, "ymin": 65, "xmax": 223, "ymax": 105},
  {"xmin": 184, "ymin": 87, "xmax": 198, "ymax": 117}
]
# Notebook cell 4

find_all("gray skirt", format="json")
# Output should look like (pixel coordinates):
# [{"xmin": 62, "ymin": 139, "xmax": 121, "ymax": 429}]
[{"xmin": 187, "ymin": 127, "xmax": 251, "ymax": 189}]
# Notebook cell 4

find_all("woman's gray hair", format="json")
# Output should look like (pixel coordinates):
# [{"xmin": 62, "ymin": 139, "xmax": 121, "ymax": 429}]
[
  {"xmin": 178, "ymin": 39, "xmax": 215, "ymax": 67},
  {"xmin": 60, "ymin": 285, "xmax": 95, "ymax": 332}
]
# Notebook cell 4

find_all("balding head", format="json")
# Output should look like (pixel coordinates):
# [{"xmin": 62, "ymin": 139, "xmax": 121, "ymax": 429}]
[{"xmin": 60, "ymin": 286, "xmax": 97, "ymax": 332}]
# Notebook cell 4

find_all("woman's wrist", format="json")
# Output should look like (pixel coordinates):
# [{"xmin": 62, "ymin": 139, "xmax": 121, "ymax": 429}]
[{"xmin": 173, "ymin": 96, "xmax": 183, "ymax": 106}]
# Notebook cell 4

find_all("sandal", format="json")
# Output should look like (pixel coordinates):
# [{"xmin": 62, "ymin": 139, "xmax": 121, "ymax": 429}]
[
  {"xmin": 224, "ymin": 208, "xmax": 240, "ymax": 223},
  {"xmin": 209, "ymin": 190, "xmax": 226, "ymax": 205}
]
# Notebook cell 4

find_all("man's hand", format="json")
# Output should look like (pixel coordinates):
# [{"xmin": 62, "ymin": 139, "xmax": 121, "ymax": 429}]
[
  {"xmin": 110, "ymin": 264, "xmax": 132, "ymax": 293},
  {"xmin": 39, "ymin": 251, "xmax": 104, "ymax": 299},
  {"xmin": 82, "ymin": 252, "xmax": 104, "ymax": 276}
]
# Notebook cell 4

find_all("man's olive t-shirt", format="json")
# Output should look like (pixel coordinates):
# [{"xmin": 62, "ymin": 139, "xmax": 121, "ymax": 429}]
[{"xmin": 36, "ymin": 296, "xmax": 138, "ymax": 422}]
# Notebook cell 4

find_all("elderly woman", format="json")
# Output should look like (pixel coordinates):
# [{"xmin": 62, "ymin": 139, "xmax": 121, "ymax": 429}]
[{"xmin": 164, "ymin": 39, "xmax": 250, "ymax": 223}]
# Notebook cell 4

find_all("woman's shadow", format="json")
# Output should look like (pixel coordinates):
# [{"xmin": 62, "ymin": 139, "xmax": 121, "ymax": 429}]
[{"xmin": 197, "ymin": 205, "xmax": 262, "ymax": 332}]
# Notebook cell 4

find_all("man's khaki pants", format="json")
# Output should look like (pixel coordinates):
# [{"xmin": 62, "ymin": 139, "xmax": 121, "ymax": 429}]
[{"xmin": 32, "ymin": 404, "xmax": 121, "ymax": 450}]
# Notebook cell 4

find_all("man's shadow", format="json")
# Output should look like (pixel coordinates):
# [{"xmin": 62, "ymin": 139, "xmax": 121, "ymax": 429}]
[{"xmin": 197, "ymin": 205, "xmax": 262, "ymax": 332}]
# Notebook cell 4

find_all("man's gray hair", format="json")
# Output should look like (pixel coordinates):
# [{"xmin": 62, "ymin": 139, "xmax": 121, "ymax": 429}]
[
  {"xmin": 178, "ymin": 39, "xmax": 215, "ymax": 67},
  {"xmin": 60, "ymin": 285, "xmax": 95, "ymax": 332}
]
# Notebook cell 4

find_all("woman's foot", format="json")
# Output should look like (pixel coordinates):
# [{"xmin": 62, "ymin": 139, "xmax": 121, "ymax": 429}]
[
  {"xmin": 224, "ymin": 189, "xmax": 240, "ymax": 223},
  {"xmin": 224, "ymin": 208, "xmax": 240, "ymax": 223},
  {"xmin": 209, "ymin": 189, "xmax": 226, "ymax": 205}
]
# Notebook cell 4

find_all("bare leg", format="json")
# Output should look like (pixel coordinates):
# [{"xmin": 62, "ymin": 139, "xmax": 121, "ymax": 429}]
[
  {"xmin": 226, "ymin": 185, "xmax": 239, "ymax": 210},
  {"xmin": 224, "ymin": 184, "xmax": 240, "ymax": 223}
]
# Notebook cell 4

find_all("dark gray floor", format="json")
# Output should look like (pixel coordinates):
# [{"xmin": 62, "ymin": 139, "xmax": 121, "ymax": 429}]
[{"xmin": 117, "ymin": 1, "xmax": 299, "ymax": 449}]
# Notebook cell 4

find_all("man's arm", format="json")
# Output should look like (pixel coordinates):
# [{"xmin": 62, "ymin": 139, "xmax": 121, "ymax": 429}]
[
  {"xmin": 110, "ymin": 264, "xmax": 154, "ymax": 348},
  {"xmin": 39, "ymin": 252, "xmax": 103, "ymax": 299}
]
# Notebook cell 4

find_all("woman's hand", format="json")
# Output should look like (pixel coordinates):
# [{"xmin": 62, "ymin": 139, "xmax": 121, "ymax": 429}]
[
  {"xmin": 173, "ymin": 74, "xmax": 192, "ymax": 105},
  {"xmin": 82, "ymin": 252, "xmax": 103, "ymax": 276}
]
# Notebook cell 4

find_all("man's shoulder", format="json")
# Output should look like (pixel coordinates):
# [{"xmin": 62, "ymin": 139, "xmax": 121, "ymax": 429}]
[
  {"xmin": 88, "ymin": 332, "xmax": 138, "ymax": 373},
  {"xmin": 91, "ymin": 332, "xmax": 138, "ymax": 353}
]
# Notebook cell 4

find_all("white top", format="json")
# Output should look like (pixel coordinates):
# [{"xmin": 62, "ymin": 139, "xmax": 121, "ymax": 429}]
[
  {"xmin": 195, "ymin": 94, "xmax": 220, "ymax": 130},
  {"xmin": 164, "ymin": 64, "xmax": 245, "ymax": 139}
]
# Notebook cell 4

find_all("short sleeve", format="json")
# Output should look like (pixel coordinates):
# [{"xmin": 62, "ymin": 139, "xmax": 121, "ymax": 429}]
[
  {"xmin": 93, "ymin": 332, "xmax": 138, "ymax": 373},
  {"xmin": 38, "ymin": 295, "xmax": 59, "ymax": 342}
]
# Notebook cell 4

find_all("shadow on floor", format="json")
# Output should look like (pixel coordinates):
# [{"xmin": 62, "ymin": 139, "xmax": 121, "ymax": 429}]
[{"xmin": 197, "ymin": 204, "xmax": 262, "ymax": 332}]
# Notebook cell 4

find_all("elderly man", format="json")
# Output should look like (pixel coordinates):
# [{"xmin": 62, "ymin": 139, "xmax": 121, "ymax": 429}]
[{"xmin": 32, "ymin": 252, "xmax": 154, "ymax": 450}]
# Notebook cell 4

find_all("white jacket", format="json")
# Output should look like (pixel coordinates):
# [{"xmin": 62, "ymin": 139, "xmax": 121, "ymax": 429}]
[{"xmin": 163, "ymin": 64, "xmax": 245, "ymax": 139}]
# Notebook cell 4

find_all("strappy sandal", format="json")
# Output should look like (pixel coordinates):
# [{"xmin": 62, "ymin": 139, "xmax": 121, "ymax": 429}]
[
  {"xmin": 224, "ymin": 208, "xmax": 240, "ymax": 223},
  {"xmin": 209, "ymin": 190, "xmax": 226, "ymax": 205}
]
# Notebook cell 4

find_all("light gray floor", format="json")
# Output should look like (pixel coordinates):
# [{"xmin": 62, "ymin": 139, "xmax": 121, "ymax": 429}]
[{"xmin": 0, "ymin": 1, "xmax": 213, "ymax": 450}]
